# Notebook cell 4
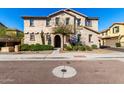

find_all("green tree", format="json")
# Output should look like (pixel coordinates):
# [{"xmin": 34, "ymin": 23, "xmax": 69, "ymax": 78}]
[
  {"xmin": 53, "ymin": 24, "xmax": 73, "ymax": 49},
  {"xmin": 17, "ymin": 32, "xmax": 24, "ymax": 39},
  {"xmin": 0, "ymin": 28, "xmax": 6, "ymax": 37}
]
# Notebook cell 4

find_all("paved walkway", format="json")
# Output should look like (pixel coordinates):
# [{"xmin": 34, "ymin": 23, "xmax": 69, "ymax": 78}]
[{"xmin": 51, "ymin": 48, "xmax": 60, "ymax": 55}]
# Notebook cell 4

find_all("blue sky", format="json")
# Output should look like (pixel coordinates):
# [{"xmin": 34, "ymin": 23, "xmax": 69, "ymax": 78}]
[{"xmin": 0, "ymin": 8, "xmax": 124, "ymax": 32}]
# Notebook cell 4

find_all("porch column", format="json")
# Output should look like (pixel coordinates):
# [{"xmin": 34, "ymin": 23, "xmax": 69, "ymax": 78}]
[
  {"xmin": 51, "ymin": 34, "xmax": 54, "ymax": 47},
  {"xmin": 64, "ymin": 35, "xmax": 66, "ymax": 45},
  {"xmin": 60, "ymin": 34, "xmax": 63, "ymax": 49}
]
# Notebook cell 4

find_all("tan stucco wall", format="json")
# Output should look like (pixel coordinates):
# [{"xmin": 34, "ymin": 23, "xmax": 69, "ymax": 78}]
[
  {"xmin": 67, "ymin": 11, "xmax": 86, "ymax": 26},
  {"xmin": 23, "ymin": 10, "xmax": 99, "ymax": 48},
  {"xmin": 67, "ymin": 11, "xmax": 98, "ymax": 31},
  {"xmin": 88, "ymin": 20, "xmax": 98, "ymax": 31},
  {"xmin": 80, "ymin": 28, "xmax": 99, "ymax": 47},
  {"xmin": 120, "ymin": 37, "xmax": 124, "ymax": 46}
]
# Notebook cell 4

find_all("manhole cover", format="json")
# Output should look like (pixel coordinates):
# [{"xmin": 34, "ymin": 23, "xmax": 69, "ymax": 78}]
[{"xmin": 52, "ymin": 66, "xmax": 77, "ymax": 78}]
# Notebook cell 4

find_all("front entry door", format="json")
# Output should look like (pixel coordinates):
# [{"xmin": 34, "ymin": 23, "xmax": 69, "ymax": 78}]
[{"xmin": 54, "ymin": 35, "xmax": 61, "ymax": 48}]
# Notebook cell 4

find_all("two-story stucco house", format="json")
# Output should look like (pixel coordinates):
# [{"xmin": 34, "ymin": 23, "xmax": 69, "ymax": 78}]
[
  {"xmin": 22, "ymin": 9, "xmax": 100, "ymax": 48},
  {"xmin": 100, "ymin": 23, "xmax": 124, "ymax": 47}
]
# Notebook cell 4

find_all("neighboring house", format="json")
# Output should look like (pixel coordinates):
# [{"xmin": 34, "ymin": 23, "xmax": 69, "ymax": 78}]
[
  {"xmin": 100, "ymin": 23, "xmax": 124, "ymax": 47},
  {"xmin": 22, "ymin": 9, "xmax": 100, "ymax": 48},
  {"xmin": 0, "ymin": 22, "xmax": 23, "ymax": 47},
  {"xmin": 6, "ymin": 28, "xmax": 23, "ymax": 39},
  {"xmin": 0, "ymin": 22, "xmax": 7, "ymax": 29}
]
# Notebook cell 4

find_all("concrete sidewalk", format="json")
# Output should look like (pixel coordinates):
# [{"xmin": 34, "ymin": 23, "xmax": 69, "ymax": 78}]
[{"xmin": 0, "ymin": 50, "xmax": 124, "ymax": 62}]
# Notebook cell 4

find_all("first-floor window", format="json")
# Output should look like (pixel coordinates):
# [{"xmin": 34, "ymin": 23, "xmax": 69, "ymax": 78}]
[
  {"xmin": 30, "ymin": 33, "xmax": 35, "ymax": 41},
  {"xmin": 89, "ymin": 34, "xmax": 92, "ymax": 42}
]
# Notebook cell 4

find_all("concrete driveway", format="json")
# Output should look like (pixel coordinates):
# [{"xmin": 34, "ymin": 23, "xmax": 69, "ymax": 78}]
[
  {"xmin": 0, "ymin": 60, "xmax": 124, "ymax": 84},
  {"xmin": 107, "ymin": 47, "xmax": 124, "ymax": 52}
]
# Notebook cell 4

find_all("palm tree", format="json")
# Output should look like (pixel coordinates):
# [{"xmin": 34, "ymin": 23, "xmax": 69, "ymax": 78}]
[{"xmin": 53, "ymin": 24, "xmax": 73, "ymax": 50}]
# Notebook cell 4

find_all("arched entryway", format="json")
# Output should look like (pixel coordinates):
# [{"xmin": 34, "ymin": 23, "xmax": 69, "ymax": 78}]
[{"xmin": 54, "ymin": 35, "xmax": 61, "ymax": 48}]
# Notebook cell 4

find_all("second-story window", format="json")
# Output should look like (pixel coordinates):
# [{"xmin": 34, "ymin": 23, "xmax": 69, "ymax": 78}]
[
  {"xmin": 66, "ymin": 18, "xmax": 70, "ymax": 25},
  {"xmin": 30, "ymin": 33, "xmax": 35, "ymax": 41},
  {"xmin": 85, "ymin": 19, "xmax": 92, "ymax": 27},
  {"xmin": 113, "ymin": 26, "xmax": 119, "ymax": 33},
  {"xmin": 55, "ymin": 17, "xmax": 60, "ymax": 25},
  {"xmin": 30, "ymin": 19, "xmax": 34, "ymax": 27},
  {"xmin": 77, "ymin": 18, "xmax": 81, "ymax": 26},
  {"xmin": 46, "ymin": 19, "xmax": 50, "ymax": 26}
]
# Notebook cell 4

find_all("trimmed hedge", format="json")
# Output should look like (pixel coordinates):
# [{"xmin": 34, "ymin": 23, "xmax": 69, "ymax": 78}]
[
  {"xmin": 20, "ymin": 44, "xmax": 54, "ymax": 51},
  {"xmin": 20, "ymin": 44, "xmax": 30, "ymax": 51}
]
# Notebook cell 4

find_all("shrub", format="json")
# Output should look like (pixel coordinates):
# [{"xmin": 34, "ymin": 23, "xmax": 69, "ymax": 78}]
[
  {"xmin": 78, "ymin": 45, "xmax": 86, "ymax": 51},
  {"xmin": 43, "ymin": 45, "xmax": 54, "ymax": 50},
  {"xmin": 73, "ymin": 45, "xmax": 78, "ymax": 51},
  {"xmin": 20, "ymin": 44, "xmax": 30, "ymax": 51},
  {"xmin": 30, "ymin": 44, "xmax": 42, "ymax": 51},
  {"xmin": 20, "ymin": 44, "xmax": 54, "ymax": 51},
  {"xmin": 85, "ymin": 45, "xmax": 92, "ymax": 51},
  {"xmin": 116, "ymin": 43, "xmax": 121, "ymax": 47},
  {"xmin": 64, "ymin": 44, "xmax": 67, "ymax": 48},
  {"xmin": 91, "ymin": 44, "xmax": 98, "ymax": 49},
  {"xmin": 65, "ymin": 45, "xmax": 73, "ymax": 51}
]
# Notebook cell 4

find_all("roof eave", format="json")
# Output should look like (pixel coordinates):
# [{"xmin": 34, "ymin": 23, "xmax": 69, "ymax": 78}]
[
  {"xmin": 87, "ymin": 17, "xmax": 99, "ymax": 20},
  {"xmin": 84, "ymin": 26, "xmax": 100, "ymax": 34},
  {"xmin": 21, "ymin": 16, "xmax": 48, "ymax": 19}
]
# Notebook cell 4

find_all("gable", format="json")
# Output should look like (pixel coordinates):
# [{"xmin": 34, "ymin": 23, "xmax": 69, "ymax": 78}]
[
  {"xmin": 109, "ymin": 23, "xmax": 124, "ymax": 29},
  {"xmin": 48, "ymin": 10, "xmax": 76, "ymax": 18},
  {"xmin": 65, "ymin": 9, "xmax": 87, "ymax": 18}
]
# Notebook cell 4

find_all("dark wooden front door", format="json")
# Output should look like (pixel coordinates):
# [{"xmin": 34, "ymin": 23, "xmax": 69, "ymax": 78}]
[{"xmin": 54, "ymin": 35, "xmax": 61, "ymax": 48}]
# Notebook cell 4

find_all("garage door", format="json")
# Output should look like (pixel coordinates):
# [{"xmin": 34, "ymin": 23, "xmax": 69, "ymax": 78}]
[{"xmin": 105, "ymin": 38, "xmax": 118, "ymax": 47}]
